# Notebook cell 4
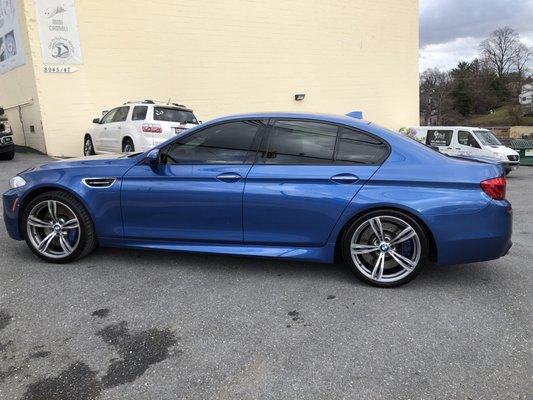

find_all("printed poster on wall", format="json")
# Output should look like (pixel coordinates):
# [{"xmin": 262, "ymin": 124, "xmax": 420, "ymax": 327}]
[
  {"xmin": 0, "ymin": 0, "xmax": 26, "ymax": 74},
  {"xmin": 35, "ymin": 0, "xmax": 83, "ymax": 64}
]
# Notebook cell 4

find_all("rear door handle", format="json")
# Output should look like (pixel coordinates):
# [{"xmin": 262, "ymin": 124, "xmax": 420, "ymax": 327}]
[
  {"xmin": 216, "ymin": 172, "xmax": 242, "ymax": 183},
  {"xmin": 331, "ymin": 173, "xmax": 359, "ymax": 184}
]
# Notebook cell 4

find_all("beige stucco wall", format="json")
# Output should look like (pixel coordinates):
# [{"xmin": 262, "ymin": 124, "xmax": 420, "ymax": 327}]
[
  {"xmin": 0, "ymin": 0, "xmax": 46, "ymax": 153},
  {"xmin": 6, "ymin": 0, "xmax": 419, "ymax": 157}
]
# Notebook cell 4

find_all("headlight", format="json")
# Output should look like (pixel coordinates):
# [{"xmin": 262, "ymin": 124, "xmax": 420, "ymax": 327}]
[{"xmin": 9, "ymin": 176, "xmax": 27, "ymax": 189}]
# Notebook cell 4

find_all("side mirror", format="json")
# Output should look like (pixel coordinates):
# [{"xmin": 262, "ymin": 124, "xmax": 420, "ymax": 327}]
[
  {"xmin": 147, "ymin": 149, "xmax": 160, "ymax": 167},
  {"xmin": 92, "ymin": 118, "xmax": 100, "ymax": 124}
]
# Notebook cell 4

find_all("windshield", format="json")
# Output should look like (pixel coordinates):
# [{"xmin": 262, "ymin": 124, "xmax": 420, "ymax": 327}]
[
  {"xmin": 473, "ymin": 130, "xmax": 501, "ymax": 146},
  {"xmin": 154, "ymin": 107, "xmax": 198, "ymax": 124}
]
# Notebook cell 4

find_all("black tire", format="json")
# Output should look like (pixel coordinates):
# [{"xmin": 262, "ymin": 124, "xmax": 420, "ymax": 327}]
[
  {"xmin": 0, "ymin": 149, "xmax": 14, "ymax": 160},
  {"xmin": 21, "ymin": 191, "xmax": 98, "ymax": 263},
  {"xmin": 342, "ymin": 209, "xmax": 429, "ymax": 287},
  {"xmin": 122, "ymin": 138, "xmax": 134, "ymax": 153},
  {"xmin": 84, "ymin": 136, "xmax": 95, "ymax": 156}
]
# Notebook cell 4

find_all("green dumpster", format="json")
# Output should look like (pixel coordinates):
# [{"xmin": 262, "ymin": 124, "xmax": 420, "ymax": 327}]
[{"xmin": 510, "ymin": 139, "xmax": 533, "ymax": 166}]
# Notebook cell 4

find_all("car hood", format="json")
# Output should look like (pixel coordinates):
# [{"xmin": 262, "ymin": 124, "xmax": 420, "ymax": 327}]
[
  {"xmin": 490, "ymin": 146, "xmax": 519, "ymax": 156},
  {"xmin": 25, "ymin": 153, "xmax": 142, "ymax": 173}
]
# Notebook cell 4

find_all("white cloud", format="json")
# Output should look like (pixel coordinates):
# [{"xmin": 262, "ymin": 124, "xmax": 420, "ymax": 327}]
[
  {"xmin": 420, "ymin": 37, "xmax": 481, "ymax": 71},
  {"xmin": 420, "ymin": 30, "xmax": 533, "ymax": 72}
]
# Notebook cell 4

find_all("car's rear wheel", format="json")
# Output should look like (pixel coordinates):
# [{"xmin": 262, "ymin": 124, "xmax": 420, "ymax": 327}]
[
  {"xmin": 122, "ymin": 139, "xmax": 134, "ymax": 153},
  {"xmin": 21, "ymin": 191, "xmax": 98, "ymax": 263},
  {"xmin": 342, "ymin": 210, "xmax": 429, "ymax": 287},
  {"xmin": 84, "ymin": 136, "xmax": 95, "ymax": 156}
]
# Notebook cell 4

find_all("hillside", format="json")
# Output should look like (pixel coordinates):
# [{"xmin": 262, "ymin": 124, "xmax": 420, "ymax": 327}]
[{"xmin": 462, "ymin": 105, "xmax": 533, "ymax": 127}]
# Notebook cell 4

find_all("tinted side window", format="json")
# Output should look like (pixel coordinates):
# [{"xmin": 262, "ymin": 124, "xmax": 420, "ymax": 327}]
[
  {"xmin": 162, "ymin": 120, "xmax": 265, "ymax": 164},
  {"xmin": 262, "ymin": 120, "xmax": 337, "ymax": 164},
  {"xmin": 112, "ymin": 106, "xmax": 129, "ymax": 123},
  {"xmin": 335, "ymin": 128, "xmax": 388, "ymax": 164},
  {"xmin": 101, "ymin": 108, "xmax": 119, "ymax": 124},
  {"xmin": 458, "ymin": 131, "xmax": 480, "ymax": 148},
  {"xmin": 426, "ymin": 130, "xmax": 453, "ymax": 147},
  {"xmin": 132, "ymin": 106, "xmax": 148, "ymax": 121}
]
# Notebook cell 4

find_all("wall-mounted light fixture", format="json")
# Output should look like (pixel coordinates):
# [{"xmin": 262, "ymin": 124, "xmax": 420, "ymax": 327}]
[{"xmin": 294, "ymin": 94, "xmax": 306, "ymax": 101}]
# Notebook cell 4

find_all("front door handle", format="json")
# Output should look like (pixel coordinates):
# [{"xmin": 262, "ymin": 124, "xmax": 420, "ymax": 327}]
[
  {"xmin": 331, "ymin": 173, "xmax": 359, "ymax": 184},
  {"xmin": 216, "ymin": 172, "xmax": 242, "ymax": 183}
]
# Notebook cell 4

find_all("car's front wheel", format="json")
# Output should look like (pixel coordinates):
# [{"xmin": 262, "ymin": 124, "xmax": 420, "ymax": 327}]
[
  {"xmin": 21, "ymin": 191, "xmax": 98, "ymax": 263},
  {"xmin": 342, "ymin": 210, "xmax": 429, "ymax": 287}
]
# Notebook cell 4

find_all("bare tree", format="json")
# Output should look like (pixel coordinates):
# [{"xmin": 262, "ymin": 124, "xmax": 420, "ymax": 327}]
[
  {"xmin": 514, "ymin": 42, "xmax": 532, "ymax": 78},
  {"xmin": 419, "ymin": 68, "xmax": 453, "ymax": 125},
  {"xmin": 480, "ymin": 27, "xmax": 522, "ymax": 77}
]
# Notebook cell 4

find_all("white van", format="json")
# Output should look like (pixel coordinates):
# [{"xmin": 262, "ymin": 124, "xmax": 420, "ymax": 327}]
[{"xmin": 406, "ymin": 126, "xmax": 520, "ymax": 174}]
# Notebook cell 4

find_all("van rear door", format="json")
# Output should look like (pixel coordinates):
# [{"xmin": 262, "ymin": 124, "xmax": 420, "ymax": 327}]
[{"xmin": 425, "ymin": 128, "xmax": 454, "ymax": 154}]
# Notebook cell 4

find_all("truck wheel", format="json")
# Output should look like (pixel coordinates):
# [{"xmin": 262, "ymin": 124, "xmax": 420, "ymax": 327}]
[{"xmin": 0, "ymin": 149, "xmax": 14, "ymax": 160}]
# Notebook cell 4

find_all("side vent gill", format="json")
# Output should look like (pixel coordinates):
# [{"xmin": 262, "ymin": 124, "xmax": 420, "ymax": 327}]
[{"xmin": 82, "ymin": 178, "xmax": 116, "ymax": 188}]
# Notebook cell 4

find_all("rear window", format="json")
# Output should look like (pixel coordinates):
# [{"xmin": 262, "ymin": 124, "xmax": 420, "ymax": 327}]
[
  {"xmin": 154, "ymin": 107, "xmax": 198, "ymax": 124},
  {"xmin": 426, "ymin": 130, "xmax": 453, "ymax": 147},
  {"xmin": 336, "ymin": 128, "xmax": 389, "ymax": 164}
]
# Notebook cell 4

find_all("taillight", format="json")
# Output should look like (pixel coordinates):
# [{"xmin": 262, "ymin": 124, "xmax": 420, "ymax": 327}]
[
  {"xmin": 480, "ymin": 176, "xmax": 506, "ymax": 200},
  {"xmin": 142, "ymin": 123, "xmax": 162, "ymax": 133}
]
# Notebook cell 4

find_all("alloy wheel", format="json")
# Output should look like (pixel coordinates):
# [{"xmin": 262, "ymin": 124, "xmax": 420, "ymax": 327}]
[
  {"xmin": 26, "ymin": 200, "xmax": 81, "ymax": 259},
  {"xmin": 350, "ymin": 215, "xmax": 421, "ymax": 284}
]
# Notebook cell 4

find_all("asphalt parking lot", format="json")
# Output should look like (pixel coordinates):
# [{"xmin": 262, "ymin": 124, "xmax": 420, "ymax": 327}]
[{"xmin": 0, "ymin": 152, "xmax": 531, "ymax": 400}]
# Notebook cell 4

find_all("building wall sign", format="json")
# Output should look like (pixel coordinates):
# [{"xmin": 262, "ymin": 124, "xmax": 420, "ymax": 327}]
[
  {"xmin": 0, "ymin": 0, "xmax": 25, "ymax": 74},
  {"xmin": 35, "ymin": 0, "xmax": 83, "ymax": 64}
]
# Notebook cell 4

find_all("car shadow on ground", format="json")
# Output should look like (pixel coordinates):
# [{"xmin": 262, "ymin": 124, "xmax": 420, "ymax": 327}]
[{"xmin": 72, "ymin": 246, "xmax": 500, "ymax": 290}]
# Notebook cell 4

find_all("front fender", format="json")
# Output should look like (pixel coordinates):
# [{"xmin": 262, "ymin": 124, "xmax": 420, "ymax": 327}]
[{"xmin": 16, "ymin": 167, "xmax": 126, "ymax": 239}]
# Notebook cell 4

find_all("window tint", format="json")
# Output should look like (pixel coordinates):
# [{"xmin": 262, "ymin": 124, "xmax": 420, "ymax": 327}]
[
  {"xmin": 132, "ymin": 106, "xmax": 148, "ymax": 121},
  {"xmin": 458, "ymin": 131, "xmax": 480, "ymax": 148},
  {"xmin": 162, "ymin": 120, "xmax": 264, "ymax": 164},
  {"xmin": 335, "ymin": 128, "xmax": 388, "ymax": 164},
  {"xmin": 101, "ymin": 108, "xmax": 118, "ymax": 124},
  {"xmin": 154, "ymin": 107, "xmax": 198, "ymax": 124},
  {"xmin": 263, "ymin": 120, "xmax": 337, "ymax": 164},
  {"xmin": 112, "ymin": 106, "xmax": 129, "ymax": 123},
  {"xmin": 426, "ymin": 130, "xmax": 452, "ymax": 147}
]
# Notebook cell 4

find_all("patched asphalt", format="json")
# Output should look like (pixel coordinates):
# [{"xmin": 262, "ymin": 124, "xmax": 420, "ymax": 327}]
[{"xmin": 0, "ymin": 153, "xmax": 531, "ymax": 399}]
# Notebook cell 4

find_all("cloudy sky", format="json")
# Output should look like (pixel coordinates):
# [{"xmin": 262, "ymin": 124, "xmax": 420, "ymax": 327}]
[{"xmin": 419, "ymin": 0, "xmax": 533, "ymax": 72}]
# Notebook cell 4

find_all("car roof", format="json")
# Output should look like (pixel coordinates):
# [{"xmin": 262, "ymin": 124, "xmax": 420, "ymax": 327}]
[
  {"xmin": 122, "ymin": 101, "xmax": 193, "ymax": 112},
  {"xmin": 411, "ymin": 126, "xmax": 486, "ymax": 130},
  {"xmin": 207, "ymin": 112, "xmax": 373, "ymax": 128}
]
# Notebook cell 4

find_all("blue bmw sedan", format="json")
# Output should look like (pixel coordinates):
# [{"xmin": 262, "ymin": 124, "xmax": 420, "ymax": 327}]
[{"xmin": 3, "ymin": 113, "xmax": 512, "ymax": 287}]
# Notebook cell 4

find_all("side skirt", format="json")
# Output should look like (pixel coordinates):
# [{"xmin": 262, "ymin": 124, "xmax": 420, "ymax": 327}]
[{"xmin": 98, "ymin": 237, "xmax": 336, "ymax": 263}]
